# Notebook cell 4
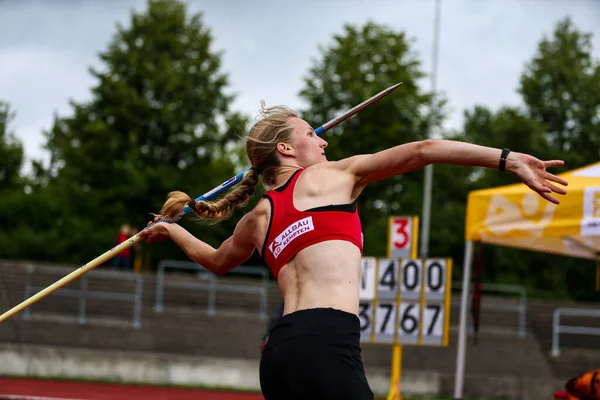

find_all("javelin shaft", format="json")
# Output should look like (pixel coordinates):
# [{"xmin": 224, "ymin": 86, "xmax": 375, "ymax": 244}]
[
  {"xmin": 0, "ymin": 82, "xmax": 403, "ymax": 324},
  {"xmin": 315, "ymin": 82, "xmax": 403, "ymax": 134},
  {"xmin": 0, "ymin": 236, "xmax": 143, "ymax": 323}
]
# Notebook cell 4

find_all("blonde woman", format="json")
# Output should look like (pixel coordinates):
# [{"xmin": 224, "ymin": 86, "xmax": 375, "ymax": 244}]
[{"xmin": 139, "ymin": 104, "xmax": 568, "ymax": 400}]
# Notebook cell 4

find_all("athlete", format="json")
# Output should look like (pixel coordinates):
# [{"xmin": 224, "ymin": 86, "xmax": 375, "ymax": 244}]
[{"xmin": 138, "ymin": 103, "xmax": 568, "ymax": 400}]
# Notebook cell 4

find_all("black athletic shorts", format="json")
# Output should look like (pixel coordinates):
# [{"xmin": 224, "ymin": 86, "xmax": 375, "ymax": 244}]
[{"xmin": 259, "ymin": 307, "xmax": 374, "ymax": 400}]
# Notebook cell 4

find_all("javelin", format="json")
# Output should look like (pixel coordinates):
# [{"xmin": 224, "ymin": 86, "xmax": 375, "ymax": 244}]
[
  {"xmin": 0, "ymin": 82, "xmax": 403, "ymax": 324},
  {"xmin": 184, "ymin": 81, "xmax": 403, "ymax": 211}
]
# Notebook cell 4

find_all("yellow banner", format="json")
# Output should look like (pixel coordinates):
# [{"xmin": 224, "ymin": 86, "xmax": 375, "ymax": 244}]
[{"xmin": 464, "ymin": 162, "xmax": 600, "ymax": 259}]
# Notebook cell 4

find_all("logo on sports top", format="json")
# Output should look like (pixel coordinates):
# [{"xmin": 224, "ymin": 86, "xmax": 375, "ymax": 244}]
[{"xmin": 269, "ymin": 217, "xmax": 315, "ymax": 258}]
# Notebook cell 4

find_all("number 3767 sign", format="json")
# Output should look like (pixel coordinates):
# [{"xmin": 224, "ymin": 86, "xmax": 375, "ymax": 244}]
[{"xmin": 358, "ymin": 257, "xmax": 452, "ymax": 346}]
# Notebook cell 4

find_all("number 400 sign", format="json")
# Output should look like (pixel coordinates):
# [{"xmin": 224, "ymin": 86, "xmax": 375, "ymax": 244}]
[{"xmin": 358, "ymin": 257, "xmax": 452, "ymax": 347}]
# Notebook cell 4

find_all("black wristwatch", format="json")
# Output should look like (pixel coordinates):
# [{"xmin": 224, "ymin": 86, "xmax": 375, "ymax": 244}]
[{"xmin": 499, "ymin": 148, "xmax": 510, "ymax": 172}]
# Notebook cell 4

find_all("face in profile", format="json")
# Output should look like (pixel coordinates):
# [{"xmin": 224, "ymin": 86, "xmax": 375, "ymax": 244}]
[{"xmin": 283, "ymin": 117, "xmax": 328, "ymax": 167}]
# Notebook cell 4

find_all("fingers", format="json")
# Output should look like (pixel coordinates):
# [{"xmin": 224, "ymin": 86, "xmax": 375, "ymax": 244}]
[
  {"xmin": 530, "ymin": 180, "xmax": 551, "ymax": 194},
  {"xmin": 138, "ymin": 227, "xmax": 151, "ymax": 237},
  {"xmin": 540, "ymin": 191, "xmax": 560, "ymax": 205},
  {"xmin": 544, "ymin": 160, "xmax": 564, "ymax": 168},
  {"xmin": 531, "ymin": 178, "xmax": 567, "ymax": 204},
  {"xmin": 544, "ymin": 172, "xmax": 569, "ymax": 187},
  {"xmin": 139, "ymin": 228, "xmax": 157, "ymax": 243},
  {"xmin": 144, "ymin": 214, "xmax": 164, "ymax": 229},
  {"xmin": 139, "ymin": 221, "xmax": 171, "ymax": 245},
  {"xmin": 533, "ymin": 181, "xmax": 563, "ymax": 204},
  {"xmin": 544, "ymin": 181, "xmax": 568, "ymax": 195},
  {"xmin": 148, "ymin": 213, "xmax": 163, "ymax": 223}
]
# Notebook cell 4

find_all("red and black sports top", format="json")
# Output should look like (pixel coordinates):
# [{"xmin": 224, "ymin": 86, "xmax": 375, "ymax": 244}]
[{"xmin": 261, "ymin": 168, "xmax": 363, "ymax": 279}]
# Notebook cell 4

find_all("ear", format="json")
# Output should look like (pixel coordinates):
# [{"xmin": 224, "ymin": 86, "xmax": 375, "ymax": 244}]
[{"xmin": 276, "ymin": 142, "xmax": 295, "ymax": 157}]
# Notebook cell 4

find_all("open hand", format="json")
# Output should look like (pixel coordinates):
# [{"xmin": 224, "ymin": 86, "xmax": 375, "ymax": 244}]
[{"xmin": 507, "ymin": 152, "xmax": 568, "ymax": 204}]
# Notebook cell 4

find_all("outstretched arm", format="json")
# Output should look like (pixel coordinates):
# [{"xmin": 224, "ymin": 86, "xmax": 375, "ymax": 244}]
[
  {"xmin": 342, "ymin": 139, "xmax": 568, "ymax": 203},
  {"xmin": 138, "ymin": 213, "xmax": 256, "ymax": 275}
]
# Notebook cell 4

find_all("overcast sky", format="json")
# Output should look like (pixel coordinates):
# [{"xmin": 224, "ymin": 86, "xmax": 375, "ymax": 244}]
[{"xmin": 1, "ymin": 0, "xmax": 599, "ymax": 169}]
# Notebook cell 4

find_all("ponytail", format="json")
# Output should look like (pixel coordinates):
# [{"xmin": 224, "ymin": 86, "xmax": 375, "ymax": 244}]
[{"xmin": 159, "ymin": 169, "xmax": 260, "ymax": 222}]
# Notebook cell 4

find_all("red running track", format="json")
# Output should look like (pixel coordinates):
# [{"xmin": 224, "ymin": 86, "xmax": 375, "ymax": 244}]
[{"xmin": 0, "ymin": 378, "xmax": 264, "ymax": 400}]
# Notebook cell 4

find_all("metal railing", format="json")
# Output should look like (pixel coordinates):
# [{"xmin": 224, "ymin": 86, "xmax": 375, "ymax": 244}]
[
  {"xmin": 23, "ymin": 265, "xmax": 143, "ymax": 328},
  {"xmin": 154, "ymin": 259, "xmax": 269, "ymax": 319},
  {"xmin": 452, "ymin": 282, "xmax": 527, "ymax": 338},
  {"xmin": 551, "ymin": 307, "xmax": 600, "ymax": 356}
]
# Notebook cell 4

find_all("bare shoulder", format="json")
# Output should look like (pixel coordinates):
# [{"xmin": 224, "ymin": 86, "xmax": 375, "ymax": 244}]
[
  {"xmin": 251, "ymin": 197, "xmax": 271, "ymax": 218},
  {"xmin": 299, "ymin": 161, "xmax": 361, "ymax": 197},
  {"xmin": 242, "ymin": 197, "xmax": 271, "ymax": 230},
  {"xmin": 230, "ymin": 201, "xmax": 266, "ymax": 244},
  {"xmin": 304, "ymin": 157, "xmax": 366, "ymax": 183},
  {"xmin": 306, "ymin": 159, "xmax": 359, "ymax": 177},
  {"xmin": 239, "ymin": 197, "xmax": 271, "ymax": 251}
]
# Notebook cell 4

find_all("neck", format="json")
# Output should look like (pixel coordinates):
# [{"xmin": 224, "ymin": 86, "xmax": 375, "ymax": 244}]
[{"xmin": 272, "ymin": 164, "xmax": 302, "ymax": 187}]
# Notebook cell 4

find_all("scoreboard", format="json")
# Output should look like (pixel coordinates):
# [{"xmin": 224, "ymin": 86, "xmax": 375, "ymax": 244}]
[
  {"xmin": 388, "ymin": 216, "xmax": 417, "ymax": 259},
  {"xmin": 358, "ymin": 256, "xmax": 452, "ymax": 346}
]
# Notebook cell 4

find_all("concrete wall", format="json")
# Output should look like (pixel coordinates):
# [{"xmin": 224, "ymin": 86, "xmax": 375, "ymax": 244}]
[
  {"xmin": 1, "ymin": 261, "xmax": 598, "ymax": 400},
  {"xmin": 0, "ymin": 343, "xmax": 432, "ymax": 397},
  {"xmin": 0, "ymin": 343, "xmax": 568, "ymax": 400}
]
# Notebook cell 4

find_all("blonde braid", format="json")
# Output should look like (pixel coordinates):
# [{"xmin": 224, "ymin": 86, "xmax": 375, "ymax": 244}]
[
  {"xmin": 158, "ymin": 101, "xmax": 297, "ymax": 221},
  {"xmin": 159, "ymin": 169, "xmax": 260, "ymax": 222}
]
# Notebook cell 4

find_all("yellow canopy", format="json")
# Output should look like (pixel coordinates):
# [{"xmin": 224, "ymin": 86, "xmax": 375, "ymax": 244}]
[{"xmin": 465, "ymin": 161, "xmax": 600, "ymax": 259}]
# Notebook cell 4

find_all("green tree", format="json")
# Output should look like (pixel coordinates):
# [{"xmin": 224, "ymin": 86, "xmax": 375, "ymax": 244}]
[
  {"xmin": 441, "ymin": 17, "xmax": 600, "ymax": 300},
  {"xmin": 441, "ymin": 106, "xmax": 567, "ymax": 289},
  {"xmin": 504, "ymin": 17, "xmax": 599, "ymax": 300},
  {"xmin": 452, "ymin": 106, "xmax": 553, "ymax": 191},
  {"xmin": 0, "ymin": 103, "xmax": 55, "ymax": 261},
  {"xmin": 0, "ymin": 101, "xmax": 29, "ymax": 257},
  {"xmin": 519, "ymin": 16, "xmax": 600, "ymax": 169},
  {"xmin": 425, "ymin": 107, "xmax": 534, "ymax": 284},
  {"xmin": 0, "ymin": 102, "xmax": 24, "ymax": 192},
  {"xmin": 32, "ymin": 0, "xmax": 246, "ymax": 265},
  {"xmin": 299, "ymin": 21, "xmax": 445, "ymax": 257}
]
